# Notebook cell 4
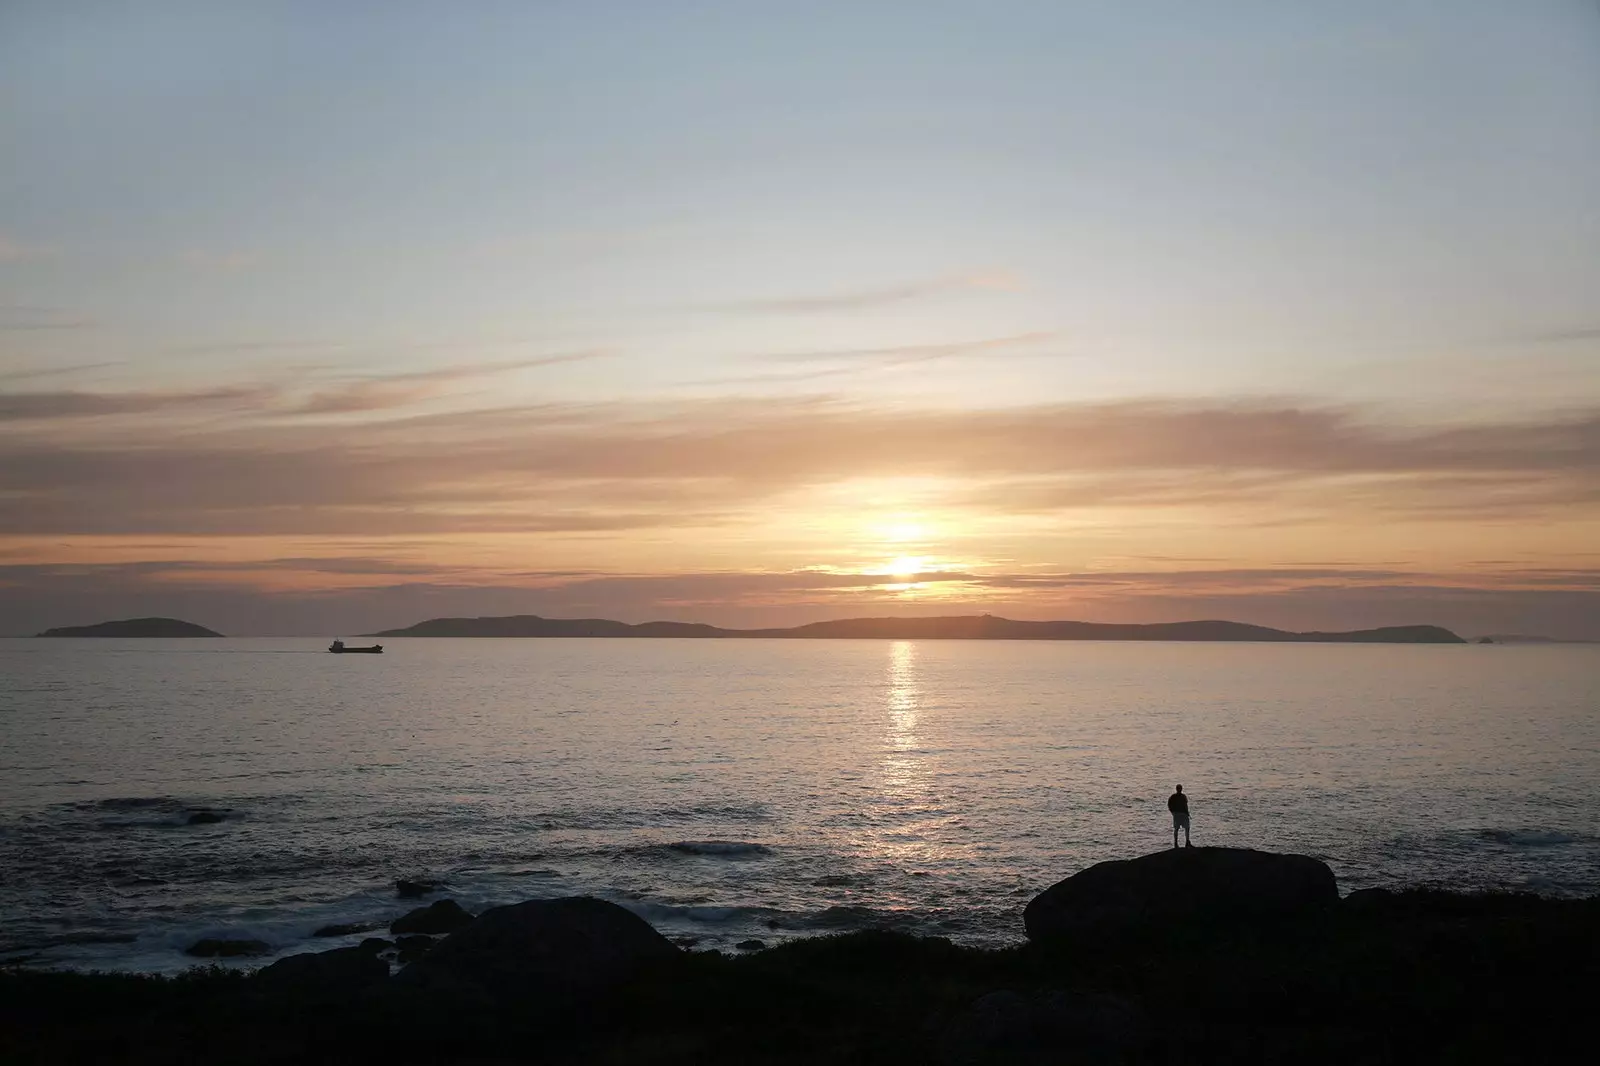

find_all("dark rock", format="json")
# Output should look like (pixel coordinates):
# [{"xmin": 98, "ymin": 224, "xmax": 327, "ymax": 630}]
[
  {"xmin": 735, "ymin": 939, "xmax": 766, "ymax": 951},
  {"xmin": 313, "ymin": 922, "xmax": 379, "ymax": 938},
  {"xmin": 939, "ymin": 988, "xmax": 1146, "ymax": 1064},
  {"xmin": 256, "ymin": 944, "xmax": 388, "ymax": 997},
  {"xmin": 1343, "ymin": 887, "xmax": 1396, "ymax": 911},
  {"xmin": 186, "ymin": 811, "xmax": 226, "ymax": 825},
  {"xmin": 392, "ymin": 895, "xmax": 680, "ymax": 1003},
  {"xmin": 185, "ymin": 937, "xmax": 271, "ymax": 958},
  {"xmin": 360, "ymin": 937, "xmax": 393, "ymax": 952},
  {"xmin": 394, "ymin": 935, "xmax": 436, "ymax": 964},
  {"xmin": 396, "ymin": 879, "xmax": 440, "ymax": 899},
  {"xmin": 390, "ymin": 899, "xmax": 473, "ymax": 935},
  {"xmin": 1024, "ymin": 847, "xmax": 1339, "ymax": 942}
]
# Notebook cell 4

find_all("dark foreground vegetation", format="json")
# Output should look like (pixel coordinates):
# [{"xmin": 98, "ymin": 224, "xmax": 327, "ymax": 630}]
[{"xmin": 3, "ymin": 889, "xmax": 1594, "ymax": 1065}]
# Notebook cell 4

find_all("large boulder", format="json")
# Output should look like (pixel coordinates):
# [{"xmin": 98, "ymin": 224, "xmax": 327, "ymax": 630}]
[
  {"xmin": 392, "ymin": 895, "xmax": 680, "ymax": 1003},
  {"xmin": 256, "ymin": 943, "xmax": 389, "ymax": 998},
  {"xmin": 1024, "ymin": 847, "xmax": 1338, "ymax": 941}
]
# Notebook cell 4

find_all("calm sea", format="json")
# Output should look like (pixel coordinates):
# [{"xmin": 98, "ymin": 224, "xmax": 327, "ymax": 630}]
[{"xmin": 2, "ymin": 637, "xmax": 1596, "ymax": 972}]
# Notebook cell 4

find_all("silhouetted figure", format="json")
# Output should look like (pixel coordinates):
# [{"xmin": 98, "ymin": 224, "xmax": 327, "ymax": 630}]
[{"xmin": 1168, "ymin": 784, "xmax": 1191, "ymax": 848}]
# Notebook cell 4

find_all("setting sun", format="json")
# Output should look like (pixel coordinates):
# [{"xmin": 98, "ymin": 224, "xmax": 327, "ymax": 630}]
[{"xmin": 887, "ymin": 556, "xmax": 927, "ymax": 580}]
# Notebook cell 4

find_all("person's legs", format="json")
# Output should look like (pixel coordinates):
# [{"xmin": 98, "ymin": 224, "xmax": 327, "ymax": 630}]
[
  {"xmin": 1172, "ymin": 815, "xmax": 1180, "ymax": 849},
  {"xmin": 1183, "ymin": 814, "xmax": 1191, "ymax": 846}
]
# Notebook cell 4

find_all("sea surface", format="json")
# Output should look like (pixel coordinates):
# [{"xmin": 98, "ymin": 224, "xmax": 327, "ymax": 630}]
[{"xmin": 1, "ymin": 637, "xmax": 1596, "ymax": 973}]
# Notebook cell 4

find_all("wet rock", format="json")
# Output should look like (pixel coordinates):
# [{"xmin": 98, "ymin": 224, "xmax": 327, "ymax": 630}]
[
  {"xmin": 185, "ymin": 937, "xmax": 270, "ymax": 958},
  {"xmin": 395, "ymin": 935, "xmax": 436, "ymax": 964},
  {"xmin": 1024, "ymin": 847, "xmax": 1339, "ymax": 942},
  {"xmin": 185, "ymin": 811, "xmax": 226, "ymax": 825},
  {"xmin": 392, "ymin": 895, "xmax": 680, "ymax": 1004},
  {"xmin": 256, "ymin": 943, "xmax": 388, "ymax": 997},
  {"xmin": 735, "ymin": 939, "xmax": 767, "ymax": 951},
  {"xmin": 313, "ymin": 922, "xmax": 380, "ymax": 938},
  {"xmin": 396, "ymin": 879, "xmax": 440, "ymax": 899},
  {"xmin": 391, "ymin": 899, "xmax": 473, "ymax": 935}
]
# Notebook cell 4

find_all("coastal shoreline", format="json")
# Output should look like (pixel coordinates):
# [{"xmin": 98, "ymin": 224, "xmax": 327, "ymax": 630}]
[{"xmin": 3, "ymin": 882, "xmax": 1594, "ymax": 1065}]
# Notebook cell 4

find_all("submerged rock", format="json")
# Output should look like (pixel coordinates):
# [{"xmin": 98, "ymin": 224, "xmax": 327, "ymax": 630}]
[
  {"xmin": 185, "ymin": 811, "xmax": 226, "ymax": 825},
  {"xmin": 185, "ymin": 937, "xmax": 271, "ymax": 958},
  {"xmin": 395, "ymin": 879, "xmax": 440, "ymax": 899},
  {"xmin": 391, "ymin": 899, "xmax": 473, "ymax": 935},
  {"xmin": 392, "ymin": 895, "xmax": 680, "ymax": 1003},
  {"xmin": 1024, "ymin": 847, "xmax": 1338, "ymax": 941},
  {"xmin": 735, "ymin": 939, "xmax": 766, "ymax": 951},
  {"xmin": 313, "ymin": 922, "xmax": 380, "ymax": 938}
]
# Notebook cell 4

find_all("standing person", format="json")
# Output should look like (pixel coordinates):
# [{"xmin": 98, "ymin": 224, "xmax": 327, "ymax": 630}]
[{"xmin": 1168, "ymin": 784, "xmax": 1191, "ymax": 848}]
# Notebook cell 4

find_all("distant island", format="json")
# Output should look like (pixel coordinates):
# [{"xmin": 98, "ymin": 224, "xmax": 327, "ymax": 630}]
[
  {"xmin": 372, "ymin": 614, "xmax": 1465, "ymax": 643},
  {"xmin": 1475, "ymin": 633, "xmax": 1597, "ymax": 645},
  {"xmin": 36, "ymin": 617, "xmax": 223, "ymax": 638}
]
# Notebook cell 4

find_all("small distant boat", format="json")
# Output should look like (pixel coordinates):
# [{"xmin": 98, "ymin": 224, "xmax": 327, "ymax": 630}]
[{"xmin": 328, "ymin": 640, "xmax": 383, "ymax": 654}]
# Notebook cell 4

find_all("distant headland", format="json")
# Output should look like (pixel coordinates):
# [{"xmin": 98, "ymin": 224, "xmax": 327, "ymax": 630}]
[
  {"xmin": 371, "ymin": 614, "xmax": 1465, "ymax": 643},
  {"xmin": 36, "ymin": 617, "xmax": 223, "ymax": 638}
]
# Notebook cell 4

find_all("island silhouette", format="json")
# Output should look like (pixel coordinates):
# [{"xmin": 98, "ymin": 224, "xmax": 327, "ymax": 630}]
[
  {"xmin": 369, "ymin": 613, "xmax": 1464, "ymax": 643},
  {"xmin": 36, "ymin": 617, "xmax": 223, "ymax": 638}
]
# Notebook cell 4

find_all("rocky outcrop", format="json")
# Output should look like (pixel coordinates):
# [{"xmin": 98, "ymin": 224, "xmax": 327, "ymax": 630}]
[
  {"xmin": 185, "ymin": 937, "xmax": 271, "ymax": 958},
  {"xmin": 256, "ymin": 943, "xmax": 388, "ymax": 997},
  {"xmin": 390, "ymin": 900, "xmax": 473, "ymax": 935},
  {"xmin": 1024, "ymin": 847, "xmax": 1338, "ymax": 941},
  {"xmin": 392, "ymin": 895, "xmax": 680, "ymax": 1003}
]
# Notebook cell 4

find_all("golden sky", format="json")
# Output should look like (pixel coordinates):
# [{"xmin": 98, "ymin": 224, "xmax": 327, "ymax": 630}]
[{"xmin": 2, "ymin": 3, "xmax": 1597, "ymax": 636}]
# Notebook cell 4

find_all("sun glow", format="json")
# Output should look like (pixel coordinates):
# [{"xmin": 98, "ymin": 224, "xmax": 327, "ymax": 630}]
[{"xmin": 886, "ymin": 555, "xmax": 927, "ymax": 580}]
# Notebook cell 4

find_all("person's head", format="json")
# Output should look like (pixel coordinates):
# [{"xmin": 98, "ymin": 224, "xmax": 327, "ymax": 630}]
[{"xmin": 1175, "ymin": 784, "xmax": 1183, "ymax": 793}]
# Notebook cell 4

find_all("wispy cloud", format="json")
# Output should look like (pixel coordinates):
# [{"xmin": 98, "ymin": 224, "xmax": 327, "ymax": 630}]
[
  {"xmin": 0, "ymin": 362, "xmax": 123, "ymax": 383},
  {"xmin": 284, "ymin": 352, "xmax": 608, "ymax": 415},
  {"xmin": 762, "ymin": 331, "xmax": 1057, "ymax": 367},
  {"xmin": 0, "ymin": 306, "xmax": 94, "ymax": 331},
  {"xmin": 0, "ymin": 352, "xmax": 609, "ymax": 424},
  {"xmin": 0, "ymin": 391, "xmax": 1595, "ymax": 536},
  {"xmin": 179, "ymin": 248, "xmax": 258, "ymax": 272},
  {"xmin": 710, "ymin": 271, "xmax": 1024, "ymax": 313},
  {"xmin": 0, "ymin": 235, "xmax": 58, "ymax": 263}
]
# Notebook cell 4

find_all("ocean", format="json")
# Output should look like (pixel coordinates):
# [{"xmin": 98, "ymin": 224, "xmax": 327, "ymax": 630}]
[{"xmin": 1, "ymin": 637, "xmax": 1596, "ymax": 973}]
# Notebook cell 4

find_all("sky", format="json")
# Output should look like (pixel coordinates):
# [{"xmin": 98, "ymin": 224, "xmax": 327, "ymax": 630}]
[{"xmin": 2, "ymin": 0, "xmax": 1598, "ymax": 637}]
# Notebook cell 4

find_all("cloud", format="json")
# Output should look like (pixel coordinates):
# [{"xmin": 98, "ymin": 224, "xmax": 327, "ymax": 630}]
[
  {"xmin": 283, "ymin": 352, "xmax": 607, "ymax": 416},
  {"xmin": 0, "ymin": 392, "xmax": 1595, "ymax": 535},
  {"xmin": 710, "ymin": 271, "xmax": 1025, "ymax": 313},
  {"xmin": 761, "ymin": 331, "xmax": 1056, "ymax": 367},
  {"xmin": 0, "ymin": 235, "xmax": 57, "ymax": 263},
  {"xmin": 0, "ymin": 362, "xmax": 124, "ymax": 383},
  {"xmin": 179, "ymin": 249, "xmax": 258, "ymax": 272},
  {"xmin": 0, "ymin": 384, "xmax": 279, "ymax": 422},
  {"xmin": 0, "ymin": 352, "xmax": 609, "ymax": 424},
  {"xmin": 0, "ymin": 307, "xmax": 94, "ymax": 331}
]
